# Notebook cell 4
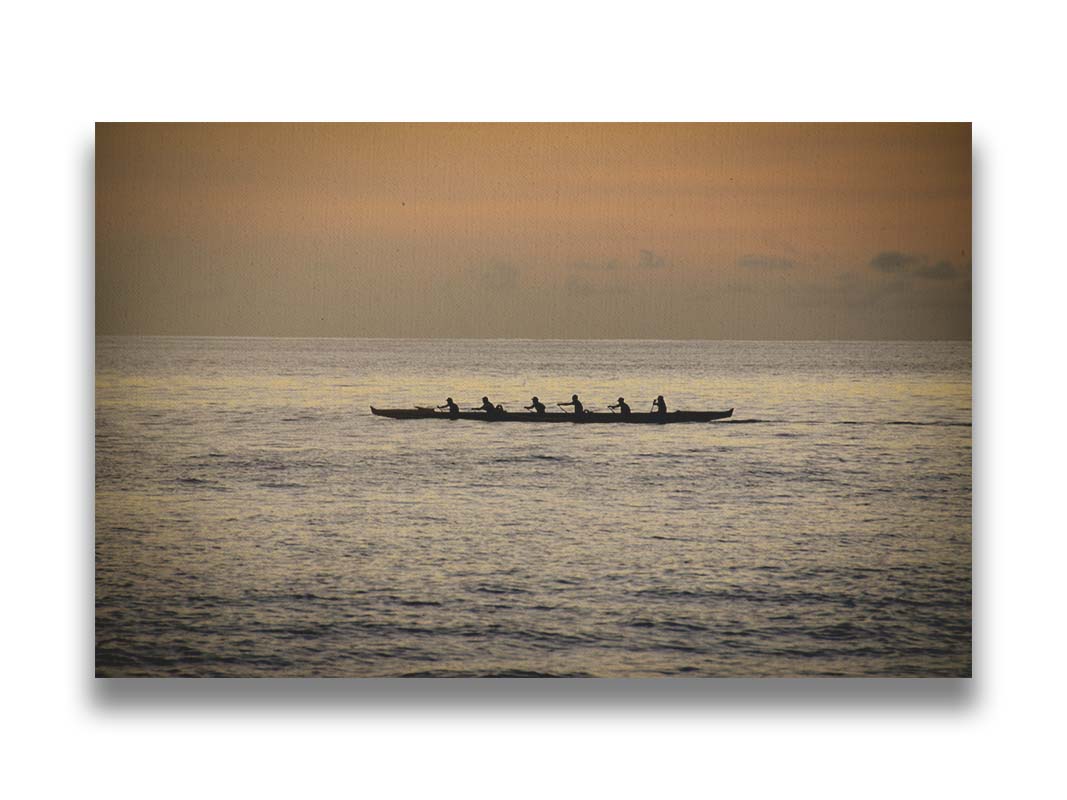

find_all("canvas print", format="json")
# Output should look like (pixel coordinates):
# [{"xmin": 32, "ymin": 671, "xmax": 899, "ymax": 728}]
[{"xmin": 95, "ymin": 123, "xmax": 971, "ymax": 677}]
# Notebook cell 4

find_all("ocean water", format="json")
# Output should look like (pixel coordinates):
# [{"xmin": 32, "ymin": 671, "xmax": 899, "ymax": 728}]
[{"xmin": 95, "ymin": 337, "xmax": 971, "ymax": 677}]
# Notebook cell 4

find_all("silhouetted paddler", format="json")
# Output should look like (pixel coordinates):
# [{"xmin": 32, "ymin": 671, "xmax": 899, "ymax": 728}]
[
  {"xmin": 524, "ymin": 396, "xmax": 546, "ymax": 415},
  {"xmin": 559, "ymin": 394, "xmax": 584, "ymax": 415},
  {"xmin": 472, "ymin": 396, "xmax": 507, "ymax": 415},
  {"xmin": 609, "ymin": 397, "xmax": 631, "ymax": 415},
  {"xmin": 652, "ymin": 395, "xmax": 667, "ymax": 415},
  {"xmin": 437, "ymin": 397, "xmax": 459, "ymax": 416}
]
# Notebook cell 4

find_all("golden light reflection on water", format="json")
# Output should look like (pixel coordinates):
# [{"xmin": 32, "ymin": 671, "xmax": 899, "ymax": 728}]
[{"xmin": 97, "ymin": 338, "xmax": 970, "ymax": 676}]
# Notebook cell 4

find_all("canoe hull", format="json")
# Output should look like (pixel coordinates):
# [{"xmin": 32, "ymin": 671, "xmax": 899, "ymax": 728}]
[{"xmin": 370, "ymin": 407, "xmax": 734, "ymax": 423}]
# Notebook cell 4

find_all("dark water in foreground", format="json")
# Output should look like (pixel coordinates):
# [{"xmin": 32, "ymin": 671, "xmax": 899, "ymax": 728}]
[{"xmin": 96, "ymin": 337, "xmax": 971, "ymax": 677}]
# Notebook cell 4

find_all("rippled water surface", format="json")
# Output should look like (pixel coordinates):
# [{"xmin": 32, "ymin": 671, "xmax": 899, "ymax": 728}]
[{"xmin": 96, "ymin": 337, "xmax": 971, "ymax": 676}]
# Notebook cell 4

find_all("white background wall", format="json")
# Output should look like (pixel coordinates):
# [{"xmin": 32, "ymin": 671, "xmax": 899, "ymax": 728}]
[{"xmin": 3, "ymin": 2, "xmax": 1062, "ymax": 797}]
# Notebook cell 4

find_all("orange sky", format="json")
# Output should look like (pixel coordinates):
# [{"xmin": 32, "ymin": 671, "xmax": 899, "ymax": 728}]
[{"xmin": 96, "ymin": 123, "xmax": 970, "ymax": 339}]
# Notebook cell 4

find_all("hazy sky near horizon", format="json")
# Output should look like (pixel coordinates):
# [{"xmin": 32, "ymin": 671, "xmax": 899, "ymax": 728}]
[{"xmin": 97, "ymin": 123, "xmax": 970, "ymax": 339}]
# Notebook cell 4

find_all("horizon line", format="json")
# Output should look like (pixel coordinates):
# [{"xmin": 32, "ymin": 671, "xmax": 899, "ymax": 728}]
[{"xmin": 94, "ymin": 334, "xmax": 972, "ymax": 344}]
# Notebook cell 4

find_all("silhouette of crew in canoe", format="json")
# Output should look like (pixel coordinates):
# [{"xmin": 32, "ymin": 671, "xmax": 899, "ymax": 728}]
[
  {"xmin": 473, "ymin": 396, "xmax": 505, "ymax": 415},
  {"xmin": 651, "ymin": 395, "xmax": 667, "ymax": 415},
  {"xmin": 609, "ymin": 397, "xmax": 631, "ymax": 415},
  {"xmin": 437, "ymin": 397, "xmax": 460, "ymax": 416},
  {"xmin": 559, "ymin": 394, "xmax": 585, "ymax": 415},
  {"xmin": 524, "ymin": 396, "xmax": 546, "ymax": 415}
]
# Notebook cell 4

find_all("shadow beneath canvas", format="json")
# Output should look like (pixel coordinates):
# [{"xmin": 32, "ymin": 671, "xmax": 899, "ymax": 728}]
[{"xmin": 90, "ymin": 675, "xmax": 974, "ymax": 715}]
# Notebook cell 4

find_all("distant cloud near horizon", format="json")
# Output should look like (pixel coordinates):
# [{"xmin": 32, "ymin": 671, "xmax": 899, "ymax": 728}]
[
  {"xmin": 870, "ymin": 251, "xmax": 922, "ymax": 273},
  {"xmin": 869, "ymin": 251, "xmax": 966, "ymax": 281},
  {"xmin": 638, "ymin": 250, "xmax": 669, "ymax": 269}
]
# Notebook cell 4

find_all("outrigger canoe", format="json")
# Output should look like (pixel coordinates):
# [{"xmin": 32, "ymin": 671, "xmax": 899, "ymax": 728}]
[{"xmin": 370, "ymin": 407, "xmax": 734, "ymax": 423}]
